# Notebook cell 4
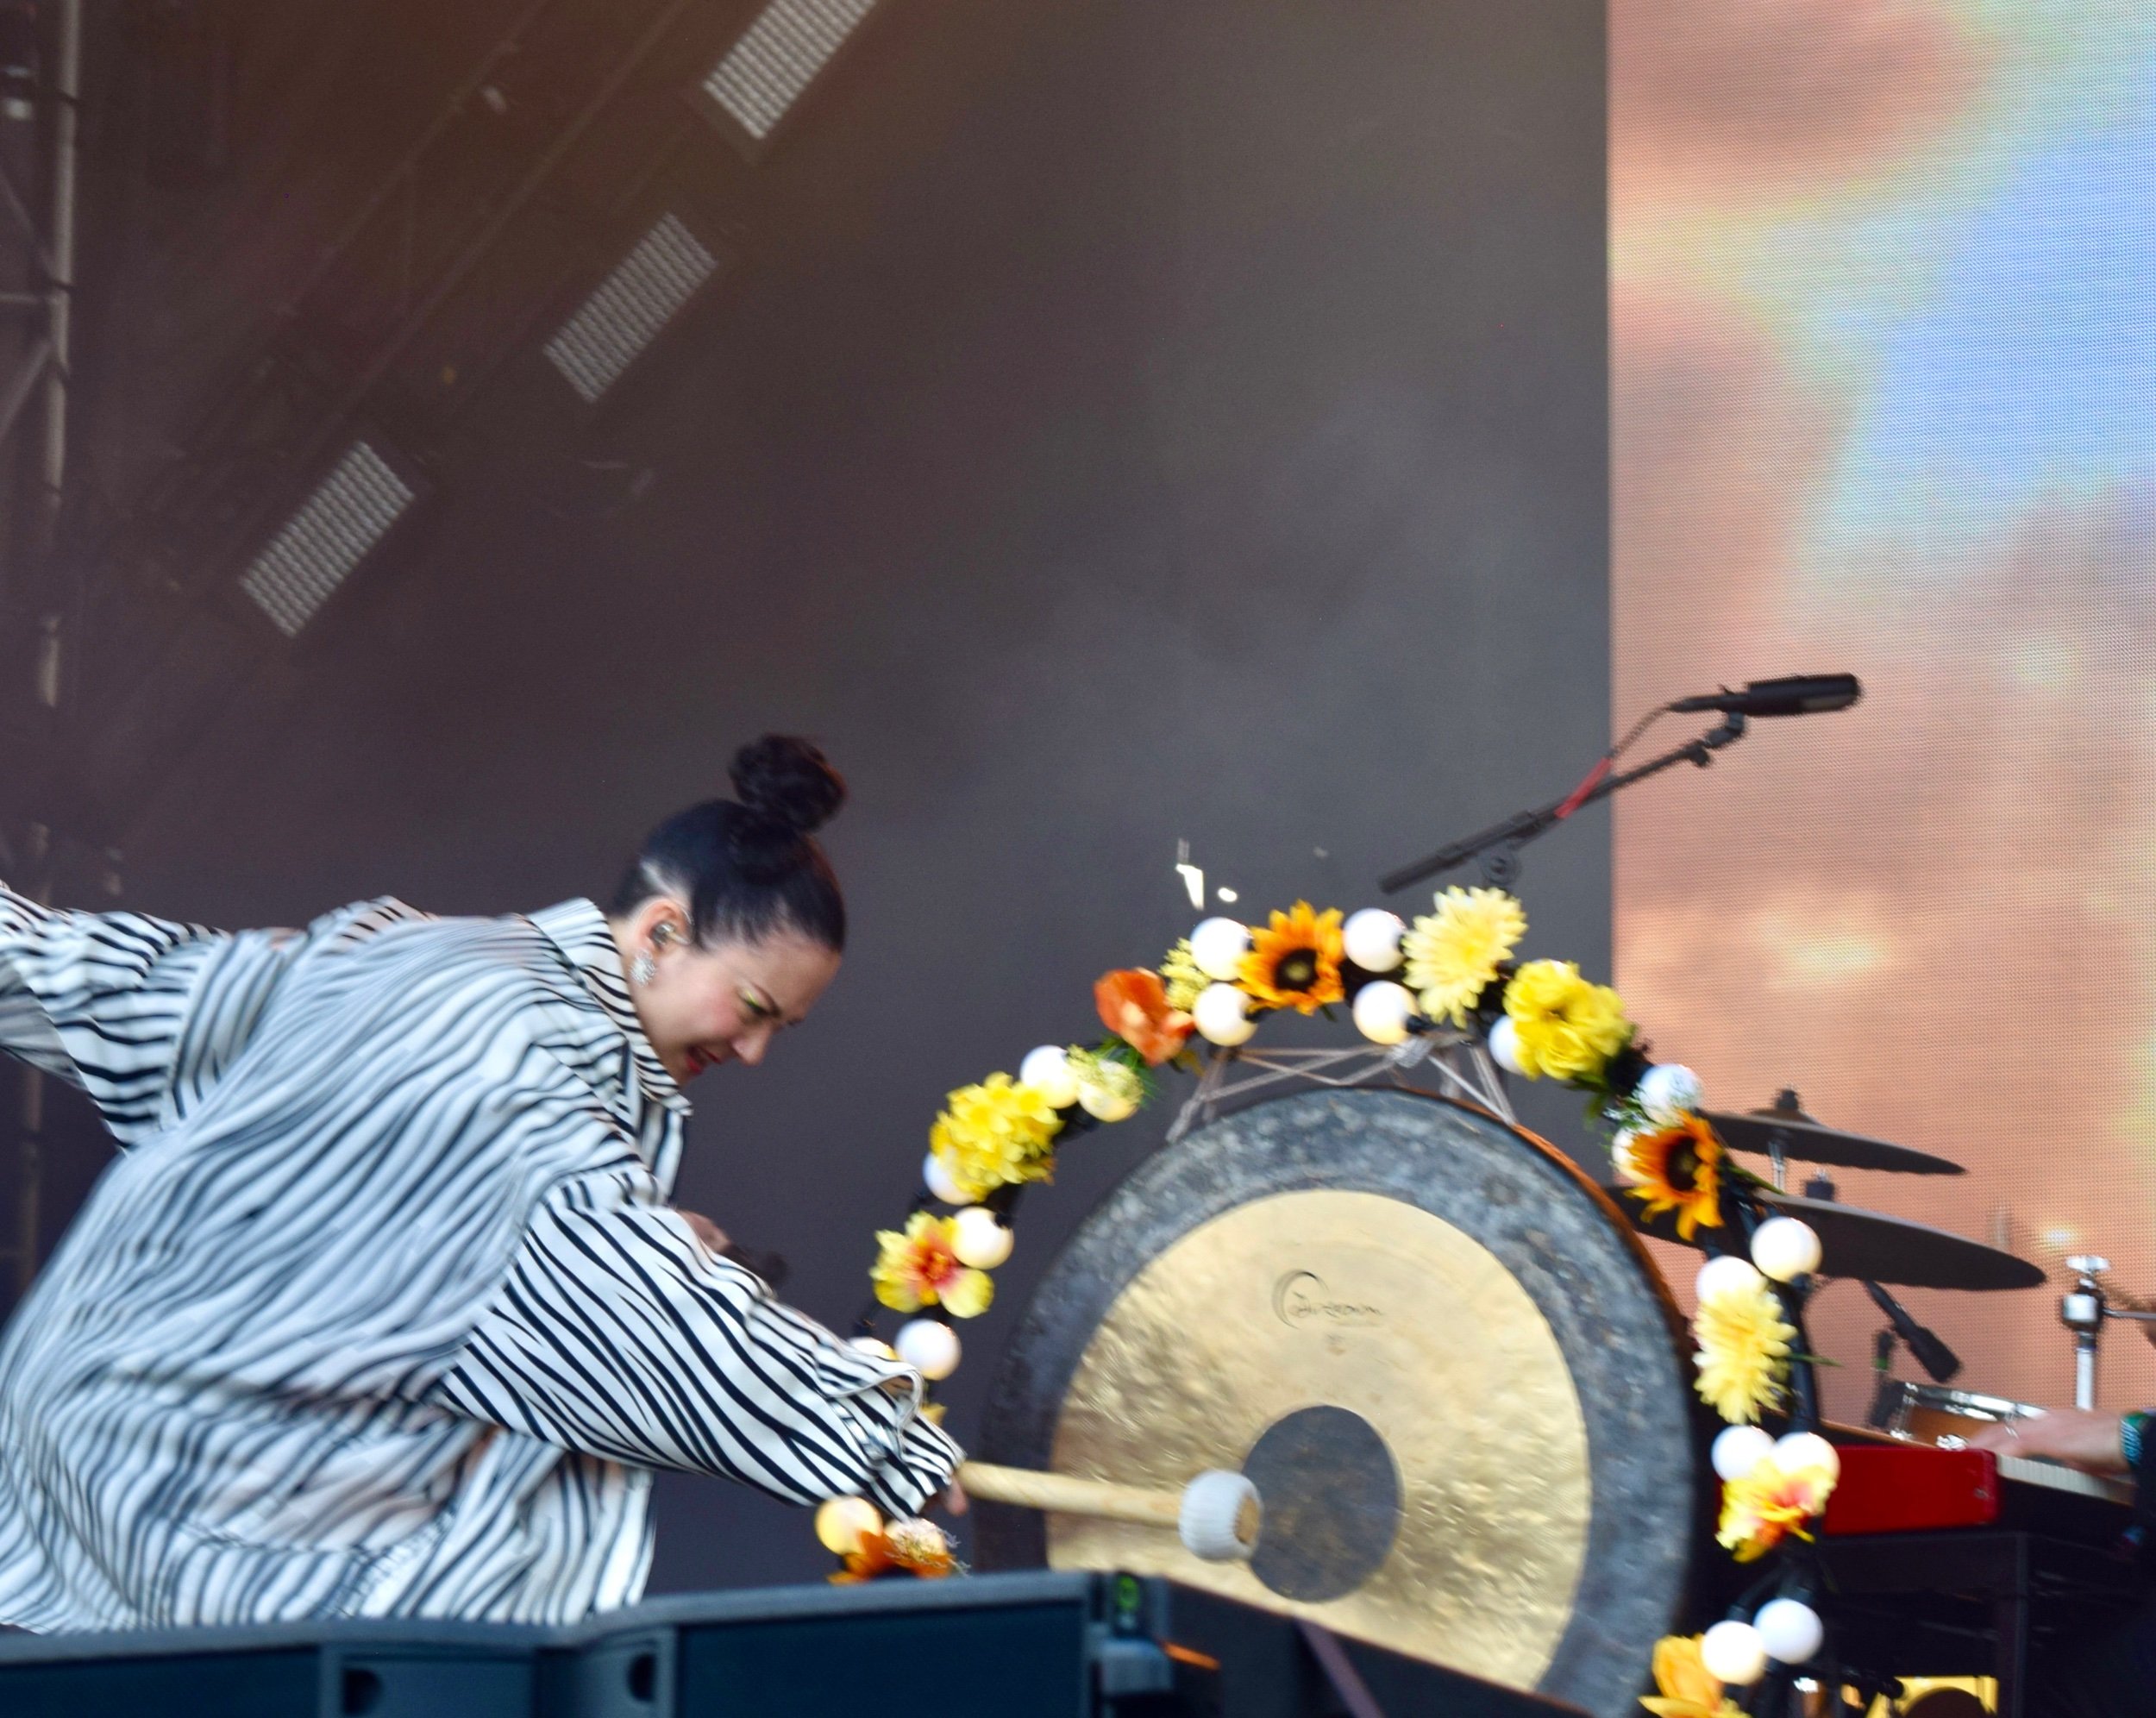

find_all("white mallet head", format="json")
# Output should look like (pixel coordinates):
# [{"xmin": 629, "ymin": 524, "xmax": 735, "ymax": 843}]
[{"xmin": 1177, "ymin": 1469, "xmax": 1262, "ymax": 1563}]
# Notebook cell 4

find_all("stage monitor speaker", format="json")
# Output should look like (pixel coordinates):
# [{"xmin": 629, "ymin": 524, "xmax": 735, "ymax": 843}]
[
  {"xmin": 0, "ymin": 1571, "xmax": 1592, "ymax": 1716},
  {"xmin": 0, "ymin": 1618, "xmax": 543, "ymax": 1718}
]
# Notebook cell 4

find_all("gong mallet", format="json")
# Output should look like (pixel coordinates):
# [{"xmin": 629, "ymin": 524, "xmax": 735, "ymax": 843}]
[{"xmin": 956, "ymin": 1461, "xmax": 1263, "ymax": 1563}]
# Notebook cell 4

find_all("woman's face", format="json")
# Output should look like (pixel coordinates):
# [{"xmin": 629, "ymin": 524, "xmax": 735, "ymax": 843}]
[{"xmin": 617, "ymin": 900, "xmax": 842, "ymax": 1084}]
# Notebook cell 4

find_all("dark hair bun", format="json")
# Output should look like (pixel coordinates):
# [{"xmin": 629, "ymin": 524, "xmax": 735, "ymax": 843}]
[{"xmin": 730, "ymin": 734, "xmax": 847, "ymax": 837}]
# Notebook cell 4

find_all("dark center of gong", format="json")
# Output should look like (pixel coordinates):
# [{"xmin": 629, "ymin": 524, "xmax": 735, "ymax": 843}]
[{"xmin": 1241, "ymin": 1404, "xmax": 1401, "ymax": 1603}]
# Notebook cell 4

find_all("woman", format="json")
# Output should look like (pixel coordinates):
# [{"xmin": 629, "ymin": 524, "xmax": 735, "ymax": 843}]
[{"xmin": 0, "ymin": 736, "xmax": 959, "ymax": 1629}]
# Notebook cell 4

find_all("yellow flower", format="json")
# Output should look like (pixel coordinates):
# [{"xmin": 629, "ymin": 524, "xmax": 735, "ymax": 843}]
[
  {"xmin": 871, "ymin": 1212, "xmax": 994, "ymax": 1319},
  {"xmin": 1639, "ymin": 1634, "xmax": 1742, "ymax": 1718},
  {"xmin": 1401, "ymin": 887, "xmax": 1526, "ymax": 1026},
  {"xmin": 929, "ymin": 1073, "xmax": 1062, "ymax": 1201},
  {"xmin": 1716, "ymin": 1449, "xmax": 1833, "ymax": 1562},
  {"xmin": 1501, "ymin": 959, "xmax": 1631, "ymax": 1082},
  {"xmin": 1693, "ymin": 1276, "xmax": 1796, "ymax": 1424},
  {"xmin": 1624, "ymin": 1114, "xmax": 1725, "ymax": 1241},
  {"xmin": 1238, "ymin": 901, "xmax": 1346, "ymax": 1014},
  {"xmin": 1159, "ymin": 940, "xmax": 1206, "ymax": 1013}
]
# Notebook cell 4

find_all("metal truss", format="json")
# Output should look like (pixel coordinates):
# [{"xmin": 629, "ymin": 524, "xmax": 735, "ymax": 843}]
[
  {"xmin": 1167, "ymin": 1030, "xmax": 1516, "ymax": 1144},
  {"xmin": 0, "ymin": 0, "xmax": 81, "ymax": 1303}
]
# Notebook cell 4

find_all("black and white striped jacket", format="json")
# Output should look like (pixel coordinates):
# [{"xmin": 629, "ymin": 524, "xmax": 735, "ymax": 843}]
[{"xmin": 0, "ymin": 887, "xmax": 958, "ymax": 1628}]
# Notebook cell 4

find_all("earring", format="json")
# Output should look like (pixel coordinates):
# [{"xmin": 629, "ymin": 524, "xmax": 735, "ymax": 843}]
[{"xmin": 630, "ymin": 951, "xmax": 656, "ymax": 986}]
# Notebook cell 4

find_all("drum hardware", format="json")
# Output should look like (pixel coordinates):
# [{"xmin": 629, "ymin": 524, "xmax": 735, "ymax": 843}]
[
  {"xmin": 1862, "ymin": 1280, "xmax": 1962, "ymax": 1407},
  {"xmin": 1703, "ymin": 1091, "xmax": 1965, "ymax": 1182},
  {"xmin": 2058, "ymin": 1255, "xmax": 2156, "ymax": 1410}
]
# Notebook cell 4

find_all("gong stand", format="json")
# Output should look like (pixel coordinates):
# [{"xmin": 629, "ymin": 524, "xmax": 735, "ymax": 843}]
[{"xmin": 1166, "ymin": 1031, "xmax": 1514, "ymax": 1144}]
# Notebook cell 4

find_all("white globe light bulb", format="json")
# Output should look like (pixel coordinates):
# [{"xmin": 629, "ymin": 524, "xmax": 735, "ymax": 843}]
[
  {"xmin": 1018, "ymin": 1044, "xmax": 1079, "ymax": 1109},
  {"xmin": 1634, "ymin": 1062, "xmax": 1703, "ymax": 1124},
  {"xmin": 1351, "ymin": 980, "xmax": 1415, "ymax": 1045},
  {"xmin": 1487, "ymin": 1014, "xmax": 1525, "ymax": 1075},
  {"xmin": 1753, "ymin": 1597, "xmax": 1824, "ymax": 1665},
  {"xmin": 1696, "ymin": 1254, "xmax": 1767, "ymax": 1304},
  {"xmin": 1773, "ymin": 1432, "xmax": 1840, "ymax": 1484},
  {"xmin": 1342, "ymin": 909, "xmax": 1406, "ymax": 973},
  {"xmin": 1077, "ymin": 1082, "xmax": 1138, "ymax": 1124},
  {"xmin": 1711, "ymin": 1424, "xmax": 1777, "ymax": 1483},
  {"xmin": 1190, "ymin": 917, "xmax": 1252, "ymax": 982},
  {"xmin": 1193, "ymin": 982, "xmax": 1257, "ymax": 1046},
  {"xmin": 814, "ymin": 1495, "xmax": 882, "ymax": 1555},
  {"xmin": 895, "ymin": 1318, "xmax": 961, "ymax": 1381},
  {"xmin": 1700, "ymin": 1620, "xmax": 1768, "ymax": 1686},
  {"xmin": 923, "ymin": 1151, "xmax": 968, "ymax": 1206},
  {"xmin": 950, "ymin": 1206, "xmax": 1015, "ymax": 1270},
  {"xmin": 1750, "ymin": 1216, "xmax": 1823, "ymax": 1283}
]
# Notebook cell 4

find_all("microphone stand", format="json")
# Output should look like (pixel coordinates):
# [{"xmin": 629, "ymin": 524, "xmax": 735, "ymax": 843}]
[{"xmin": 1379, "ymin": 711, "xmax": 1749, "ymax": 895}]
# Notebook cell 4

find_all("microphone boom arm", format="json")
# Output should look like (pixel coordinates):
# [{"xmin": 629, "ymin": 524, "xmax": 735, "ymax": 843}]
[{"xmin": 1379, "ymin": 711, "xmax": 1749, "ymax": 895}]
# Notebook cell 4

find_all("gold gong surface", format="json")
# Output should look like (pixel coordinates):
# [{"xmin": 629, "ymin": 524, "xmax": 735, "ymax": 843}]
[{"xmin": 1046, "ymin": 1188, "xmax": 1591, "ymax": 1689}]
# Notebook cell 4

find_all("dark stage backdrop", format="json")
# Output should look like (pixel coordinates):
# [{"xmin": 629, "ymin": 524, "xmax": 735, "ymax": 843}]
[{"xmin": 11, "ymin": 0, "xmax": 1608, "ymax": 1592}]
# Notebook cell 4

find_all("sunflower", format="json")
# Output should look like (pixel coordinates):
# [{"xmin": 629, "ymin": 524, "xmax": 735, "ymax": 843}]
[
  {"xmin": 1639, "ymin": 1635, "xmax": 1742, "ymax": 1718},
  {"xmin": 1238, "ymin": 901, "xmax": 1345, "ymax": 1014},
  {"xmin": 1716, "ymin": 1448, "xmax": 1833, "ymax": 1562},
  {"xmin": 871, "ymin": 1212, "xmax": 993, "ymax": 1318},
  {"xmin": 1693, "ymin": 1274, "xmax": 1796, "ymax": 1425},
  {"xmin": 1624, "ymin": 1113, "xmax": 1725, "ymax": 1239},
  {"xmin": 1159, "ymin": 939, "xmax": 1206, "ymax": 1013},
  {"xmin": 928, "ymin": 1073, "xmax": 1062, "ymax": 1201},
  {"xmin": 1501, "ymin": 959, "xmax": 1633, "ymax": 1082},
  {"xmin": 1095, "ymin": 968, "xmax": 1193, "ymax": 1065},
  {"xmin": 1401, "ymin": 887, "xmax": 1526, "ymax": 1026}
]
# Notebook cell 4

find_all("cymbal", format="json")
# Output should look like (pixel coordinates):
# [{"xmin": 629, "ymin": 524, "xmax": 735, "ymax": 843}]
[
  {"xmin": 1618, "ymin": 1189, "xmax": 2043, "ymax": 1291},
  {"xmin": 1704, "ymin": 1096, "xmax": 1963, "ymax": 1176}
]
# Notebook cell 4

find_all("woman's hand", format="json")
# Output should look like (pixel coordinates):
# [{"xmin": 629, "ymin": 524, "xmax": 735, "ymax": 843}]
[
  {"xmin": 925, "ymin": 1476, "xmax": 969, "ymax": 1518},
  {"xmin": 1967, "ymin": 1409, "xmax": 2130, "ymax": 1475},
  {"xmin": 678, "ymin": 1210, "xmax": 730, "ymax": 1254}
]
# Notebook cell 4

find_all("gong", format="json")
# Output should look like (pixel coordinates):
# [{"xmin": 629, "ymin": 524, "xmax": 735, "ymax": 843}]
[{"xmin": 975, "ymin": 1088, "xmax": 1701, "ymax": 1718}]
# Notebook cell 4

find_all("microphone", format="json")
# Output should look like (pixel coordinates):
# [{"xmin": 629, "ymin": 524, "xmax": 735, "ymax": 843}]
[
  {"xmin": 1864, "ymin": 1279, "xmax": 1961, "ymax": 1383},
  {"xmin": 1669, "ymin": 674, "xmax": 1862, "ymax": 718}
]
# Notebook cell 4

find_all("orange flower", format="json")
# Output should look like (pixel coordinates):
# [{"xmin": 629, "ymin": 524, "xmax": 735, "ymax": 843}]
[
  {"xmin": 1624, "ymin": 1113, "xmax": 1725, "ymax": 1240},
  {"xmin": 1095, "ymin": 969, "xmax": 1194, "ymax": 1064},
  {"xmin": 830, "ymin": 1518, "xmax": 957, "ymax": 1583},
  {"xmin": 1238, "ymin": 902, "xmax": 1345, "ymax": 1014},
  {"xmin": 1639, "ymin": 1635, "xmax": 1742, "ymax": 1718}
]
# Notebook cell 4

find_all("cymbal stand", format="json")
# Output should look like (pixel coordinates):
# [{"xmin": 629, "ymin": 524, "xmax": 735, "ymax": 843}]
[{"xmin": 2060, "ymin": 1257, "xmax": 2156, "ymax": 1410}]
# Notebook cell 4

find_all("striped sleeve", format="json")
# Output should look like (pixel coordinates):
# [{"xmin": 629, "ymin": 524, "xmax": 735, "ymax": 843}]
[
  {"xmin": 0, "ymin": 881, "xmax": 228, "ymax": 1139},
  {"xmin": 431, "ymin": 1171, "xmax": 962, "ymax": 1520}
]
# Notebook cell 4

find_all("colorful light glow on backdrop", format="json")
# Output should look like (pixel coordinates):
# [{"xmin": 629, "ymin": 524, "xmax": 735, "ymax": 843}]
[{"xmin": 1612, "ymin": 2, "xmax": 2156, "ymax": 1419}]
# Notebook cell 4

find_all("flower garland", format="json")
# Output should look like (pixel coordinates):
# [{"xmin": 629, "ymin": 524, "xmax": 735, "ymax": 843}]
[{"xmin": 816, "ymin": 885, "xmax": 1837, "ymax": 1702}]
